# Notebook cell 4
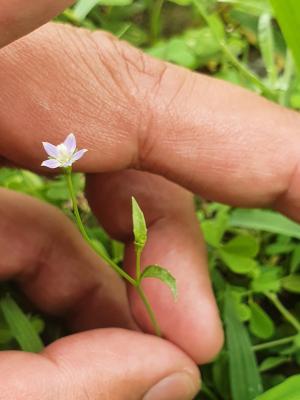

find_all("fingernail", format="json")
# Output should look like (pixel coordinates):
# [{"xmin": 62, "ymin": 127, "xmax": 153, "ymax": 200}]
[{"xmin": 143, "ymin": 371, "xmax": 199, "ymax": 400}]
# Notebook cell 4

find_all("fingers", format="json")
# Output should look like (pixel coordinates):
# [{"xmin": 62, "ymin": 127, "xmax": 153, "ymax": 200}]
[
  {"xmin": 86, "ymin": 170, "xmax": 224, "ymax": 363},
  {"xmin": 0, "ymin": 188, "xmax": 135, "ymax": 331},
  {"xmin": 1, "ymin": 24, "xmax": 300, "ymax": 219},
  {"xmin": 0, "ymin": 329, "xmax": 200, "ymax": 400},
  {"xmin": 0, "ymin": 0, "xmax": 74, "ymax": 48}
]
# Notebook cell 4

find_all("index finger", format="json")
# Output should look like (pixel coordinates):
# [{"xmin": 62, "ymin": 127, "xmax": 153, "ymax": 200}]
[
  {"xmin": 0, "ymin": 0, "xmax": 73, "ymax": 47},
  {"xmin": 0, "ymin": 23, "xmax": 300, "ymax": 220}
]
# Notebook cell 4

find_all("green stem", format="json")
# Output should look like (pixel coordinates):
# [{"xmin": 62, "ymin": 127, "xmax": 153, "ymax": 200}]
[
  {"xmin": 65, "ymin": 168, "xmax": 90, "ymax": 242},
  {"xmin": 61, "ymin": 9, "xmax": 94, "ymax": 29},
  {"xmin": 65, "ymin": 168, "xmax": 162, "ymax": 337},
  {"xmin": 136, "ymin": 247, "xmax": 142, "ymax": 281},
  {"xmin": 253, "ymin": 335, "xmax": 296, "ymax": 352},
  {"xmin": 136, "ymin": 285, "xmax": 162, "ymax": 337},
  {"xmin": 65, "ymin": 168, "xmax": 136, "ymax": 286},
  {"xmin": 266, "ymin": 292, "xmax": 300, "ymax": 333},
  {"xmin": 150, "ymin": 0, "xmax": 164, "ymax": 44},
  {"xmin": 219, "ymin": 41, "xmax": 276, "ymax": 99}
]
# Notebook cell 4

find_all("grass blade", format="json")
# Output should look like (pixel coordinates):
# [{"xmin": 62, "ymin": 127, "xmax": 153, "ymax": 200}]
[
  {"xmin": 258, "ymin": 13, "xmax": 277, "ymax": 87},
  {"xmin": 0, "ymin": 295, "xmax": 44, "ymax": 353},
  {"xmin": 229, "ymin": 209, "xmax": 300, "ymax": 239},
  {"xmin": 225, "ymin": 289, "xmax": 263, "ymax": 400},
  {"xmin": 270, "ymin": 0, "xmax": 300, "ymax": 72}
]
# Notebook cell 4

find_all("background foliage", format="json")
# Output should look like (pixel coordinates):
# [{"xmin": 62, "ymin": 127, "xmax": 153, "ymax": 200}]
[{"xmin": 1, "ymin": 0, "xmax": 300, "ymax": 398}]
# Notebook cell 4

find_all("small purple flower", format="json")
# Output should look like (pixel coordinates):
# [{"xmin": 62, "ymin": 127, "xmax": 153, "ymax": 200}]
[{"xmin": 41, "ymin": 133, "xmax": 87, "ymax": 169}]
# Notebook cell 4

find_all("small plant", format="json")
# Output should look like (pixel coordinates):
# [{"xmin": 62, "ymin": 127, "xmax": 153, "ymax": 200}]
[{"xmin": 42, "ymin": 133, "xmax": 177, "ymax": 336}]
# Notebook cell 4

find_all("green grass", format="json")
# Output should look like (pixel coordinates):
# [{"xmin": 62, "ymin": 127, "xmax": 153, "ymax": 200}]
[{"xmin": 1, "ymin": 1, "xmax": 300, "ymax": 399}]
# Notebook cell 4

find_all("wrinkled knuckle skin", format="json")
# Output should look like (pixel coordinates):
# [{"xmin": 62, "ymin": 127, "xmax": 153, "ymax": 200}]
[
  {"xmin": 91, "ymin": 31, "xmax": 169, "ymax": 167},
  {"xmin": 92, "ymin": 30, "xmax": 167, "ymax": 102}
]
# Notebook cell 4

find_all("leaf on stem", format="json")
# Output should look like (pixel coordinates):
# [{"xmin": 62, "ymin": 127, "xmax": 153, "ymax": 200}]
[
  {"xmin": 249, "ymin": 300, "xmax": 275, "ymax": 340},
  {"xmin": 141, "ymin": 265, "xmax": 177, "ymax": 300},
  {"xmin": 132, "ymin": 197, "xmax": 147, "ymax": 250}
]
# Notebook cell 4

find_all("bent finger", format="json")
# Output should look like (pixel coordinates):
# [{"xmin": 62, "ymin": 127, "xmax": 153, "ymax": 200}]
[
  {"xmin": 0, "ymin": 188, "xmax": 135, "ymax": 331},
  {"xmin": 0, "ymin": 24, "xmax": 300, "ymax": 220},
  {"xmin": 86, "ymin": 170, "xmax": 223, "ymax": 364},
  {"xmin": 0, "ymin": 329, "xmax": 200, "ymax": 400}
]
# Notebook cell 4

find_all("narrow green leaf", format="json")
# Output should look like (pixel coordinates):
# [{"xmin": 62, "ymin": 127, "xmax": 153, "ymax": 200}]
[
  {"xmin": 229, "ymin": 209, "xmax": 300, "ymax": 239},
  {"xmin": 270, "ymin": 0, "xmax": 300, "ymax": 73},
  {"xmin": 282, "ymin": 274, "xmax": 300, "ymax": 294},
  {"xmin": 74, "ymin": 0, "xmax": 132, "ymax": 21},
  {"xmin": 278, "ymin": 50, "xmax": 295, "ymax": 106},
  {"xmin": 225, "ymin": 290, "xmax": 263, "ymax": 400},
  {"xmin": 258, "ymin": 13, "xmax": 277, "ymax": 87},
  {"xmin": 249, "ymin": 301, "xmax": 275, "ymax": 340},
  {"xmin": 265, "ymin": 243, "xmax": 295, "ymax": 256},
  {"xmin": 255, "ymin": 375, "xmax": 300, "ymax": 400},
  {"xmin": 132, "ymin": 197, "xmax": 147, "ymax": 250},
  {"xmin": 259, "ymin": 356, "xmax": 290, "ymax": 373},
  {"xmin": 74, "ymin": 0, "xmax": 99, "ymax": 21},
  {"xmin": 141, "ymin": 265, "xmax": 177, "ymax": 300},
  {"xmin": 212, "ymin": 353, "xmax": 230, "ymax": 398},
  {"xmin": 217, "ymin": 0, "xmax": 272, "ymax": 16},
  {"xmin": 0, "ymin": 296, "xmax": 44, "ymax": 353}
]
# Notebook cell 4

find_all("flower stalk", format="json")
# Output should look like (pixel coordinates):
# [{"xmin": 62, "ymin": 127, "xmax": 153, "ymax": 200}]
[
  {"xmin": 41, "ymin": 133, "xmax": 163, "ymax": 336},
  {"xmin": 66, "ymin": 167, "xmax": 161, "ymax": 336}
]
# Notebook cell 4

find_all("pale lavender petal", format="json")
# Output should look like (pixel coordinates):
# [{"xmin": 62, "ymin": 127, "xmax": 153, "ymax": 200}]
[
  {"xmin": 41, "ymin": 159, "xmax": 61, "ymax": 169},
  {"xmin": 71, "ymin": 149, "xmax": 88, "ymax": 163},
  {"xmin": 42, "ymin": 142, "xmax": 59, "ymax": 158},
  {"xmin": 64, "ymin": 133, "xmax": 76, "ymax": 153}
]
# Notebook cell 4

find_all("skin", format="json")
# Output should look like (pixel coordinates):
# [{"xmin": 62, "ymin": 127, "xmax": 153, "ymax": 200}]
[{"xmin": 0, "ymin": 1, "xmax": 300, "ymax": 398}]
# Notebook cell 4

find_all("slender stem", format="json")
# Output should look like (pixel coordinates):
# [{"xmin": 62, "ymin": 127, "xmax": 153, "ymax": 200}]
[
  {"xmin": 150, "ymin": 0, "xmax": 164, "ymax": 44},
  {"xmin": 65, "ymin": 168, "xmax": 90, "ymax": 242},
  {"xmin": 266, "ymin": 292, "xmax": 300, "ymax": 333},
  {"xmin": 253, "ymin": 335, "xmax": 296, "ymax": 352},
  {"xmin": 136, "ymin": 286, "xmax": 161, "ymax": 337},
  {"xmin": 136, "ymin": 247, "xmax": 142, "ymax": 281},
  {"xmin": 65, "ymin": 168, "xmax": 162, "ymax": 337},
  {"xmin": 65, "ymin": 168, "xmax": 136, "ymax": 286},
  {"xmin": 219, "ymin": 41, "xmax": 276, "ymax": 99}
]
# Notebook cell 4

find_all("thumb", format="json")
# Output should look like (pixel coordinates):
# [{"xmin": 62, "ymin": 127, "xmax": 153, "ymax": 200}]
[{"xmin": 1, "ymin": 329, "xmax": 200, "ymax": 400}]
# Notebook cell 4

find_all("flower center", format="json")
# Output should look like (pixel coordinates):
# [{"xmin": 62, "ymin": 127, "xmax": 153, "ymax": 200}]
[{"xmin": 56, "ymin": 144, "xmax": 73, "ymax": 163}]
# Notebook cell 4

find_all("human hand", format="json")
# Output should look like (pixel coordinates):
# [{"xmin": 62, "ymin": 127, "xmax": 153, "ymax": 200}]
[
  {"xmin": 0, "ymin": 4, "xmax": 220, "ymax": 398},
  {"xmin": 1, "ymin": 2, "xmax": 300, "ymax": 399},
  {"xmin": 0, "ymin": 188, "xmax": 200, "ymax": 399}
]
